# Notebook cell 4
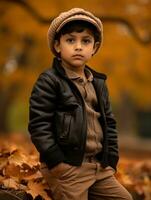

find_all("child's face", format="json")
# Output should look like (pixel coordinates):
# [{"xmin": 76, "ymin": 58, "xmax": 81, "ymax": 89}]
[{"xmin": 54, "ymin": 29, "xmax": 99, "ymax": 69}]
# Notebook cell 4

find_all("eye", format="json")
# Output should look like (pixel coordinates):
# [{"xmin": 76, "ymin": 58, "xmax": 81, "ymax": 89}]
[
  {"xmin": 66, "ymin": 38, "xmax": 75, "ymax": 43},
  {"xmin": 82, "ymin": 39, "xmax": 92, "ymax": 44}
]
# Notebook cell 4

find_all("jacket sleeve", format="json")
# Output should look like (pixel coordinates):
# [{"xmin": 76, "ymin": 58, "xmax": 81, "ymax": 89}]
[
  {"xmin": 103, "ymin": 83, "xmax": 119, "ymax": 169},
  {"xmin": 28, "ymin": 72, "xmax": 65, "ymax": 169}
]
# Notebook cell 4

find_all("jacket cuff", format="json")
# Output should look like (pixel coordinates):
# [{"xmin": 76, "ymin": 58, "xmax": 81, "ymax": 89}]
[{"xmin": 40, "ymin": 145, "xmax": 65, "ymax": 169}]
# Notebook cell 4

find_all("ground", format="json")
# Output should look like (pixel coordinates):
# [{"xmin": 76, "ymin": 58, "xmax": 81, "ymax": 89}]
[{"xmin": 0, "ymin": 133, "xmax": 151, "ymax": 200}]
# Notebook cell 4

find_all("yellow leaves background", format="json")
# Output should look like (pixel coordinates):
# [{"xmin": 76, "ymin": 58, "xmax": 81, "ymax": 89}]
[{"xmin": 0, "ymin": 1, "xmax": 151, "ymax": 131}]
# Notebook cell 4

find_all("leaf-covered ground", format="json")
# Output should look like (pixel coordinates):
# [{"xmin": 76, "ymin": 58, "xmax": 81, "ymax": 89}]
[{"xmin": 0, "ymin": 133, "xmax": 151, "ymax": 200}]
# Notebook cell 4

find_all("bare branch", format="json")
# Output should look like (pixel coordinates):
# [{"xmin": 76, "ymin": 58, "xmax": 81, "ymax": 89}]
[
  {"xmin": 1, "ymin": 0, "xmax": 151, "ymax": 45},
  {"xmin": 1, "ymin": 0, "xmax": 50, "ymax": 23},
  {"xmin": 101, "ymin": 16, "xmax": 151, "ymax": 45}
]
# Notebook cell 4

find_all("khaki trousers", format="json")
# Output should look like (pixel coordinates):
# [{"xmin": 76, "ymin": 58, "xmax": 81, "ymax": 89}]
[{"xmin": 40, "ymin": 160, "xmax": 133, "ymax": 200}]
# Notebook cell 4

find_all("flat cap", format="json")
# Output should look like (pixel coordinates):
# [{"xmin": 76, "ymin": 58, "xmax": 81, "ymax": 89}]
[{"xmin": 47, "ymin": 8, "xmax": 103, "ymax": 57}]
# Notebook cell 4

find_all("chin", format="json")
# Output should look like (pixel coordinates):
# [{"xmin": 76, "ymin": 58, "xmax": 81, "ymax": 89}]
[
  {"xmin": 72, "ymin": 64, "xmax": 85, "ymax": 68},
  {"xmin": 71, "ymin": 61, "xmax": 86, "ymax": 67}
]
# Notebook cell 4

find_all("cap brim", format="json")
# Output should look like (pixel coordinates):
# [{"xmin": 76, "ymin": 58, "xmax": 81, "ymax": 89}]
[{"xmin": 56, "ymin": 15, "xmax": 101, "ymax": 35}]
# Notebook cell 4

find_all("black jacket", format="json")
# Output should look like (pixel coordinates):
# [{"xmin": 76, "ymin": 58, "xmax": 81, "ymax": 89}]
[{"xmin": 28, "ymin": 58, "xmax": 119, "ymax": 170}]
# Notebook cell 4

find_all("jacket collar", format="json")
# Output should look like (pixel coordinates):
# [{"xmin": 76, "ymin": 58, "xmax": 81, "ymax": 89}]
[
  {"xmin": 52, "ymin": 57, "xmax": 107, "ymax": 80},
  {"xmin": 62, "ymin": 64, "xmax": 93, "ymax": 82}
]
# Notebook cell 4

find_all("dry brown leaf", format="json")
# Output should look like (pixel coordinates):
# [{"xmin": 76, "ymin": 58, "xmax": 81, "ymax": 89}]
[
  {"xmin": 4, "ymin": 163, "xmax": 22, "ymax": 179},
  {"xmin": 22, "ymin": 170, "xmax": 43, "ymax": 181},
  {"xmin": 27, "ymin": 180, "xmax": 51, "ymax": 200},
  {"xmin": 4, "ymin": 163, "xmax": 40, "ymax": 181},
  {"xmin": 0, "ymin": 157, "xmax": 8, "ymax": 170},
  {"xmin": 3, "ymin": 178, "xmax": 20, "ymax": 190},
  {"xmin": 8, "ymin": 149, "xmax": 39, "ymax": 170},
  {"xmin": 0, "ymin": 139, "xmax": 18, "ymax": 155},
  {"xmin": 8, "ymin": 150, "xmax": 29, "ymax": 167}
]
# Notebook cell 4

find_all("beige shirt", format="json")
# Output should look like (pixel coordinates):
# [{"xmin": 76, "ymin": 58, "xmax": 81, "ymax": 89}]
[{"xmin": 63, "ymin": 66, "xmax": 103, "ymax": 156}]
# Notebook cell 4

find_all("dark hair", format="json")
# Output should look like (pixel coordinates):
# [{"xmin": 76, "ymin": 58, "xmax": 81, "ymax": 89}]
[{"xmin": 55, "ymin": 20, "xmax": 101, "ymax": 43}]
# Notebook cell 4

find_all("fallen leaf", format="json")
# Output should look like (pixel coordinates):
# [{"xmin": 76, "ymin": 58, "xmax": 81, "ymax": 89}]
[
  {"xmin": 27, "ymin": 180, "xmax": 51, "ymax": 200},
  {"xmin": 3, "ymin": 178, "xmax": 20, "ymax": 190}
]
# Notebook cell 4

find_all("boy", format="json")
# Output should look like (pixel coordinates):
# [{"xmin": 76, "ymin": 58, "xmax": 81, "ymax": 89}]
[{"xmin": 28, "ymin": 8, "xmax": 133, "ymax": 200}]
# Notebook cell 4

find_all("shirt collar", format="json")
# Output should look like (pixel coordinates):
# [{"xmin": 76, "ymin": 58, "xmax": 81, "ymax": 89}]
[{"xmin": 62, "ymin": 65, "xmax": 93, "ymax": 82}]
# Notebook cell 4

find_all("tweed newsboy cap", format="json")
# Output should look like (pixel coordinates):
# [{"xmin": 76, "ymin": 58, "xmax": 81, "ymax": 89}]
[{"xmin": 47, "ymin": 8, "xmax": 103, "ymax": 57}]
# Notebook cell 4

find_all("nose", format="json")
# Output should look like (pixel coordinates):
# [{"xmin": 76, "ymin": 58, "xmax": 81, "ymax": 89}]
[{"xmin": 75, "ymin": 41, "xmax": 82, "ymax": 51}]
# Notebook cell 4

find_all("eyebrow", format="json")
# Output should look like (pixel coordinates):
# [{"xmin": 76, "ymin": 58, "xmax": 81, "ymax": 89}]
[{"xmin": 67, "ymin": 33, "xmax": 93, "ymax": 38}]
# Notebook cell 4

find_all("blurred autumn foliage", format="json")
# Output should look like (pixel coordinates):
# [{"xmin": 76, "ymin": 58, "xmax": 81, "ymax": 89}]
[{"xmin": 0, "ymin": 0, "xmax": 151, "ymax": 134}]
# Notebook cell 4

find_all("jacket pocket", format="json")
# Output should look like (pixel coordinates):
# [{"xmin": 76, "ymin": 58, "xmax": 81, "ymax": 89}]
[{"xmin": 60, "ymin": 113, "xmax": 72, "ymax": 140}]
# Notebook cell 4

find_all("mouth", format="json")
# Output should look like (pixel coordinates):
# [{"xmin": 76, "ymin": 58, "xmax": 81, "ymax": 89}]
[{"xmin": 72, "ymin": 54, "xmax": 84, "ymax": 58}]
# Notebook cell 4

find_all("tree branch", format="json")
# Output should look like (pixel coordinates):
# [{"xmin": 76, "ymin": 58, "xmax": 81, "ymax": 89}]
[{"xmin": 2, "ymin": 0, "xmax": 151, "ymax": 45}]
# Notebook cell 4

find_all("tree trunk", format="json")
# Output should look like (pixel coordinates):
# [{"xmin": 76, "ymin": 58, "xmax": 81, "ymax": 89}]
[{"xmin": 0, "ymin": 85, "xmax": 18, "ymax": 133}]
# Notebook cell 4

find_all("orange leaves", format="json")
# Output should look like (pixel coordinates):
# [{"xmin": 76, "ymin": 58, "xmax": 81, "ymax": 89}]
[
  {"xmin": 2, "ymin": 178, "xmax": 20, "ymax": 190},
  {"xmin": 116, "ymin": 159, "xmax": 151, "ymax": 200},
  {"xmin": 0, "ymin": 133, "xmax": 151, "ymax": 200},
  {"xmin": 27, "ymin": 180, "xmax": 50, "ymax": 200},
  {"xmin": 0, "ymin": 133, "xmax": 52, "ymax": 199}
]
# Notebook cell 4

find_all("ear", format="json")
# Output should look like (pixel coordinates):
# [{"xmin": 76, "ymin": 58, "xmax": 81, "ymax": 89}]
[
  {"xmin": 54, "ymin": 40, "xmax": 61, "ymax": 53},
  {"xmin": 92, "ymin": 42, "xmax": 100, "ymax": 55}
]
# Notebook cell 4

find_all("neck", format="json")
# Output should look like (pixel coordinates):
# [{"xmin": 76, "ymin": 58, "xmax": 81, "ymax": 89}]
[{"xmin": 61, "ymin": 60, "xmax": 85, "ymax": 77}]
